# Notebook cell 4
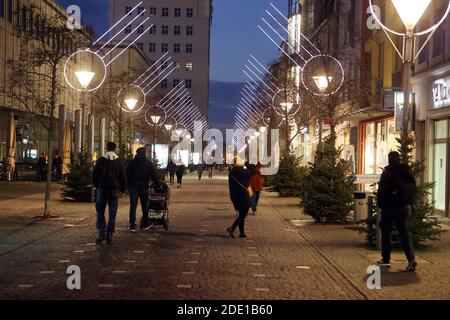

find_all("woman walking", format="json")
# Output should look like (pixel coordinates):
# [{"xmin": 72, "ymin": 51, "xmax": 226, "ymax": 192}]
[
  {"xmin": 250, "ymin": 163, "xmax": 264, "ymax": 215},
  {"xmin": 226, "ymin": 157, "xmax": 256, "ymax": 238},
  {"xmin": 175, "ymin": 162, "xmax": 185, "ymax": 188}
]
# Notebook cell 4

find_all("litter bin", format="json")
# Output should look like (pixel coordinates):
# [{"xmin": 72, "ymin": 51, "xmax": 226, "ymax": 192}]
[{"xmin": 354, "ymin": 191, "xmax": 368, "ymax": 222}]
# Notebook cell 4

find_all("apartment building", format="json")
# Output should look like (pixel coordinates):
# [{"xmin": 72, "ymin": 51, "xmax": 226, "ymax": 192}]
[{"xmin": 109, "ymin": 0, "xmax": 212, "ymax": 118}]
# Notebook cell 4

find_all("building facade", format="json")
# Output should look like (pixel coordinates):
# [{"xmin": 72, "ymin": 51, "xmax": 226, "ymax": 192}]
[
  {"xmin": 0, "ymin": 0, "xmax": 84, "ymax": 163},
  {"xmin": 109, "ymin": 0, "xmax": 212, "ymax": 118}
]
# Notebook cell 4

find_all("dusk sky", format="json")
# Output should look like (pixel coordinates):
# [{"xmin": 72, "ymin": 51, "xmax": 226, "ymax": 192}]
[{"xmin": 57, "ymin": 0, "xmax": 287, "ymax": 128}]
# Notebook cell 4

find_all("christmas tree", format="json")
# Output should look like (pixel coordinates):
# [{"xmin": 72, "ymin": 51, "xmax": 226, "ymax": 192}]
[
  {"xmin": 398, "ymin": 131, "xmax": 443, "ymax": 245},
  {"xmin": 301, "ymin": 133, "xmax": 355, "ymax": 222},
  {"xmin": 61, "ymin": 153, "xmax": 93, "ymax": 202},
  {"xmin": 267, "ymin": 149, "xmax": 308, "ymax": 197}
]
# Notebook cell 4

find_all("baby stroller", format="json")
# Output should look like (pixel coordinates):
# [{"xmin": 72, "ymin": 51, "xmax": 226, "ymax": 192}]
[{"xmin": 141, "ymin": 181, "xmax": 170, "ymax": 231}]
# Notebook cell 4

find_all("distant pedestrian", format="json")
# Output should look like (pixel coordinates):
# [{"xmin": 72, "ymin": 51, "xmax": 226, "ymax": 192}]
[
  {"xmin": 92, "ymin": 142, "xmax": 127, "ymax": 244},
  {"xmin": 167, "ymin": 160, "xmax": 176, "ymax": 185},
  {"xmin": 197, "ymin": 163, "xmax": 204, "ymax": 181},
  {"xmin": 250, "ymin": 163, "xmax": 265, "ymax": 215},
  {"xmin": 208, "ymin": 162, "xmax": 215, "ymax": 179},
  {"xmin": 52, "ymin": 151, "xmax": 62, "ymax": 182},
  {"xmin": 37, "ymin": 153, "xmax": 46, "ymax": 181},
  {"xmin": 227, "ymin": 156, "xmax": 256, "ymax": 239},
  {"xmin": 377, "ymin": 151, "xmax": 417, "ymax": 272},
  {"xmin": 127, "ymin": 147, "xmax": 160, "ymax": 232},
  {"xmin": 176, "ymin": 162, "xmax": 185, "ymax": 188}
]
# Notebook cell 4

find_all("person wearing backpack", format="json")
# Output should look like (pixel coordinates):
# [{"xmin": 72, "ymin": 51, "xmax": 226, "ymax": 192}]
[
  {"xmin": 92, "ymin": 142, "xmax": 127, "ymax": 244},
  {"xmin": 377, "ymin": 151, "xmax": 417, "ymax": 272}
]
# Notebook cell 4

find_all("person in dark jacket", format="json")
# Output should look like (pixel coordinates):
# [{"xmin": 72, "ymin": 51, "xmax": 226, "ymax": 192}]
[
  {"xmin": 176, "ymin": 162, "xmax": 185, "ymax": 188},
  {"xmin": 92, "ymin": 142, "xmax": 127, "ymax": 244},
  {"xmin": 167, "ymin": 160, "xmax": 176, "ymax": 185},
  {"xmin": 52, "ymin": 151, "xmax": 63, "ymax": 182},
  {"xmin": 37, "ymin": 153, "xmax": 47, "ymax": 181},
  {"xmin": 127, "ymin": 147, "xmax": 160, "ymax": 232},
  {"xmin": 197, "ymin": 162, "xmax": 204, "ymax": 181},
  {"xmin": 377, "ymin": 151, "xmax": 417, "ymax": 272},
  {"xmin": 227, "ymin": 156, "xmax": 256, "ymax": 238}
]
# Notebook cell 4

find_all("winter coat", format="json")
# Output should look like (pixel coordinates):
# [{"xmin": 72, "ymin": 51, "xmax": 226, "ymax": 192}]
[
  {"xmin": 167, "ymin": 161, "xmax": 177, "ymax": 174},
  {"xmin": 377, "ymin": 163, "xmax": 416, "ymax": 209},
  {"xmin": 250, "ymin": 169, "xmax": 265, "ymax": 192},
  {"xmin": 228, "ymin": 164, "xmax": 256, "ymax": 211},
  {"xmin": 92, "ymin": 151, "xmax": 127, "ymax": 193},
  {"xmin": 126, "ymin": 154, "xmax": 159, "ymax": 190},
  {"xmin": 37, "ymin": 157, "xmax": 46, "ymax": 169},
  {"xmin": 176, "ymin": 164, "xmax": 185, "ymax": 177},
  {"xmin": 52, "ymin": 156, "xmax": 62, "ymax": 169}
]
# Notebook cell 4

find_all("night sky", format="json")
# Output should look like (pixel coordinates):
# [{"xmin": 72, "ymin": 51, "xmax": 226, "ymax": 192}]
[{"xmin": 57, "ymin": 0, "xmax": 287, "ymax": 130}]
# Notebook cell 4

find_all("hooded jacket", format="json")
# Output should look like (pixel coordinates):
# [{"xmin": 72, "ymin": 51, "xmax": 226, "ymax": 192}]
[
  {"xmin": 92, "ymin": 151, "xmax": 127, "ymax": 193},
  {"xmin": 126, "ymin": 153, "xmax": 159, "ymax": 189}
]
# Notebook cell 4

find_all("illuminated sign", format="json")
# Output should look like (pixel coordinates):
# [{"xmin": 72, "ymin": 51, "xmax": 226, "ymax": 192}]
[{"xmin": 432, "ymin": 77, "xmax": 450, "ymax": 109}]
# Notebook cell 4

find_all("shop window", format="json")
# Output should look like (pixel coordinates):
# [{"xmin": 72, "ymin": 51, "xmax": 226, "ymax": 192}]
[{"xmin": 435, "ymin": 119, "xmax": 448, "ymax": 140}]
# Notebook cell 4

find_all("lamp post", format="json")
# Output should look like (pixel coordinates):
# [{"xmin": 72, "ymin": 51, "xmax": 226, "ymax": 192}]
[
  {"xmin": 312, "ymin": 75, "xmax": 331, "ymax": 145},
  {"xmin": 150, "ymin": 115, "xmax": 162, "ymax": 161},
  {"xmin": 74, "ymin": 71, "xmax": 96, "ymax": 152},
  {"xmin": 369, "ymin": 0, "xmax": 450, "ymax": 135}
]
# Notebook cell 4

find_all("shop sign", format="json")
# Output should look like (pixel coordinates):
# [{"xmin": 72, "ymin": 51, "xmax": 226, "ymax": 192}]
[
  {"xmin": 355, "ymin": 174, "xmax": 381, "ymax": 184},
  {"xmin": 432, "ymin": 77, "xmax": 450, "ymax": 109}
]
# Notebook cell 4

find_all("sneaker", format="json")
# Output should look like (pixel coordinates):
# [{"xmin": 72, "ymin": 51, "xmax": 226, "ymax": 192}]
[
  {"xmin": 226, "ymin": 227, "xmax": 235, "ymax": 239},
  {"xmin": 95, "ymin": 235, "xmax": 105, "ymax": 244},
  {"xmin": 142, "ymin": 222, "xmax": 152, "ymax": 231},
  {"xmin": 239, "ymin": 234, "xmax": 247, "ymax": 238},
  {"xmin": 406, "ymin": 260, "xmax": 418, "ymax": 272},
  {"xmin": 376, "ymin": 259, "xmax": 391, "ymax": 268},
  {"xmin": 130, "ymin": 227, "xmax": 136, "ymax": 233}
]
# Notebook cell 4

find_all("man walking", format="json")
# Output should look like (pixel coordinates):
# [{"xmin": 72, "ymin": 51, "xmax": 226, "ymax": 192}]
[
  {"xmin": 227, "ymin": 156, "xmax": 256, "ymax": 238},
  {"xmin": 127, "ymin": 147, "xmax": 160, "ymax": 232},
  {"xmin": 197, "ymin": 162, "xmax": 204, "ymax": 181},
  {"xmin": 52, "ymin": 151, "xmax": 62, "ymax": 182},
  {"xmin": 167, "ymin": 159, "xmax": 176, "ymax": 185},
  {"xmin": 377, "ymin": 151, "xmax": 417, "ymax": 272},
  {"xmin": 92, "ymin": 142, "xmax": 126, "ymax": 244}
]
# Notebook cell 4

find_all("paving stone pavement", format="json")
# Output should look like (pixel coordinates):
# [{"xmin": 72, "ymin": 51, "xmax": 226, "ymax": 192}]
[{"xmin": 2, "ymin": 174, "xmax": 445, "ymax": 299}]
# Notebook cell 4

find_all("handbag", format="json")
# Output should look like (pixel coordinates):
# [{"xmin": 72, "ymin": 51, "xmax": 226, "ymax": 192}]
[{"xmin": 231, "ymin": 174, "xmax": 253, "ymax": 198}]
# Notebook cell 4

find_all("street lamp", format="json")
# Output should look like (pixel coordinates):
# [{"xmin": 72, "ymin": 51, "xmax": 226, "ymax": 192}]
[
  {"xmin": 74, "ymin": 71, "xmax": 96, "ymax": 151},
  {"xmin": 312, "ymin": 75, "xmax": 333, "ymax": 92},
  {"xmin": 369, "ymin": 0, "xmax": 450, "ymax": 134},
  {"xmin": 124, "ymin": 98, "xmax": 139, "ymax": 112}
]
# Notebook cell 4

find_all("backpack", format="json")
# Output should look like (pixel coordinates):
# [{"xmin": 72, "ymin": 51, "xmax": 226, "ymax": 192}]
[{"xmin": 394, "ymin": 169, "xmax": 417, "ymax": 205}]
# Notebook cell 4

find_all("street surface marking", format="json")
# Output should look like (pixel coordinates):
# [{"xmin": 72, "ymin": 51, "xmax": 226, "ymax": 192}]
[
  {"xmin": 133, "ymin": 250, "xmax": 144, "ymax": 254},
  {"xmin": 250, "ymin": 262, "xmax": 262, "ymax": 266},
  {"xmin": 58, "ymin": 260, "xmax": 70, "ymax": 263},
  {"xmin": 253, "ymin": 274, "xmax": 266, "ymax": 278},
  {"xmin": 98, "ymin": 284, "xmax": 114, "ymax": 288},
  {"xmin": 40, "ymin": 271, "xmax": 55, "ymax": 274},
  {"xmin": 296, "ymin": 266, "xmax": 311, "ymax": 270},
  {"xmin": 186, "ymin": 260, "xmax": 199, "ymax": 264},
  {"xmin": 190, "ymin": 252, "xmax": 202, "ymax": 255},
  {"xmin": 73, "ymin": 250, "xmax": 84, "ymax": 253},
  {"xmin": 182, "ymin": 271, "xmax": 196, "ymax": 275},
  {"xmin": 255, "ymin": 288, "xmax": 270, "ymax": 292},
  {"xmin": 113, "ymin": 270, "xmax": 127, "ymax": 274},
  {"xmin": 124, "ymin": 260, "xmax": 136, "ymax": 263},
  {"xmin": 177, "ymin": 284, "xmax": 192, "ymax": 289}
]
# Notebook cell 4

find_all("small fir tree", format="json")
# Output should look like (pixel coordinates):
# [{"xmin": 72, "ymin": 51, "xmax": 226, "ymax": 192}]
[
  {"xmin": 301, "ymin": 133, "xmax": 355, "ymax": 223},
  {"xmin": 267, "ymin": 149, "xmax": 308, "ymax": 197},
  {"xmin": 61, "ymin": 153, "xmax": 93, "ymax": 202}
]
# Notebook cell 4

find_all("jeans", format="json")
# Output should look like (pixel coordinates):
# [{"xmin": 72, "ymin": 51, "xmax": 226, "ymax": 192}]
[
  {"xmin": 251, "ymin": 191, "xmax": 261, "ymax": 212},
  {"xmin": 231, "ymin": 208, "xmax": 249, "ymax": 235},
  {"xmin": 176, "ymin": 174, "xmax": 183, "ymax": 185},
  {"xmin": 380, "ymin": 205, "xmax": 416, "ymax": 263},
  {"xmin": 129, "ymin": 187, "xmax": 149, "ymax": 228},
  {"xmin": 96, "ymin": 190, "xmax": 120, "ymax": 237}
]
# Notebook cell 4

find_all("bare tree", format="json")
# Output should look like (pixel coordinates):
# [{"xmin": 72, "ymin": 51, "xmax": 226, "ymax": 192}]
[{"xmin": 5, "ymin": 5, "xmax": 90, "ymax": 218}]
